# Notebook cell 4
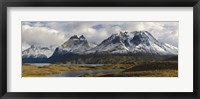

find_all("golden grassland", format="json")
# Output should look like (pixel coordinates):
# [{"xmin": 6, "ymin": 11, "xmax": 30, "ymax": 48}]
[
  {"xmin": 23, "ymin": 64, "xmax": 90, "ymax": 77},
  {"xmin": 22, "ymin": 61, "xmax": 178, "ymax": 77},
  {"xmin": 22, "ymin": 64, "xmax": 133, "ymax": 77},
  {"xmin": 82, "ymin": 61, "xmax": 178, "ymax": 77},
  {"xmin": 82, "ymin": 69, "xmax": 178, "ymax": 77}
]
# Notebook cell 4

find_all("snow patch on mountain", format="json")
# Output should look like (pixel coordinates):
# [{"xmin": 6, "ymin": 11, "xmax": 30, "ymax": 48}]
[
  {"xmin": 87, "ymin": 31, "xmax": 178, "ymax": 55},
  {"xmin": 87, "ymin": 32, "xmax": 130, "ymax": 53},
  {"xmin": 54, "ymin": 35, "xmax": 91, "ymax": 54},
  {"xmin": 88, "ymin": 42, "xmax": 98, "ymax": 48},
  {"xmin": 22, "ymin": 45, "xmax": 56, "ymax": 58}
]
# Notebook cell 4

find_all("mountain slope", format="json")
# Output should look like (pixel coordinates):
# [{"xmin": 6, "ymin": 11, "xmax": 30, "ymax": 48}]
[
  {"xmin": 48, "ymin": 35, "xmax": 92, "ymax": 62},
  {"xmin": 23, "ymin": 31, "xmax": 178, "ymax": 63},
  {"xmin": 22, "ymin": 45, "xmax": 55, "ymax": 58},
  {"xmin": 128, "ymin": 31, "xmax": 178, "ymax": 55},
  {"xmin": 87, "ymin": 32, "xmax": 130, "ymax": 53},
  {"xmin": 52, "ymin": 35, "xmax": 90, "ymax": 55},
  {"xmin": 22, "ymin": 45, "xmax": 56, "ymax": 63},
  {"xmin": 87, "ymin": 31, "xmax": 178, "ymax": 55}
]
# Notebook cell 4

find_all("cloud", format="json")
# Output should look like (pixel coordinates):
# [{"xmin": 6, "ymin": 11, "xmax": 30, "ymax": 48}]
[
  {"xmin": 22, "ymin": 25, "xmax": 66, "ymax": 48},
  {"xmin": 22, "ymin": 41, "xmax": 31, "ymax": 51},
  {"xmin": 22, "ymin": 21, "xmax": 178, "ymax": 50}
]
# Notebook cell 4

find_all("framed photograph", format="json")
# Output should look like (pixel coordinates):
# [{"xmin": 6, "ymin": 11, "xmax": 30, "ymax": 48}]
[{"xmin": 0, "ymin": 0, "xmax": 199, "ymax": 99}]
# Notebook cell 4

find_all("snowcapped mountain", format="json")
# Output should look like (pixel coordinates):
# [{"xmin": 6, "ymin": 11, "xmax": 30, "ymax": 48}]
[
  {"xmin": 87, "ymin": 31, "xmax": 178, "ymax": 55},
  {"xmin": 49, "ymin": 31, "xmax": 177, "ymax": 56},
  {"xmin": 87, "ymin": 32, "xmax": 130, "ymax": 53},
  {"xmin": 48, "ymin": 35, "xmax": 94, "ymax": 63},
  {"xmin": 52, "ymin": 35, "xmax": 91, "ymax": 55},
  {"xmin": 128, "ymin": 31, "xmax": 178, "ymax": 55},
  {"xmin": 22, "ymin": 31, "xmax": 178, "ymax": 63},
  {"xmin": 22, "ymin": 45, "xmax": 56, "ymax": 58},
  {"xmin": 88, "ymin": 42, "xmax": 98, "ymax": 48},
  {"xmin": 23, "ymin": 31, "xmax": 178, "ymax": 58}
]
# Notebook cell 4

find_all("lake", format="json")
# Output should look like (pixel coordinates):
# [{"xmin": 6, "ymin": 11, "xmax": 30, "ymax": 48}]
[
  {"xmin": 24, "ymin": 63, "xmax": 104, "ymax": 67},
  {"xmin": 24, "ymin": 63, "xmax": 51, "ymax": 66}
]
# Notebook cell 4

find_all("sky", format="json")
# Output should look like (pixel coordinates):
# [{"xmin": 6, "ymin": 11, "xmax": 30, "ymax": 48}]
[{"xmin": 22, "ymin": 21, "xmax": 178, "ymax": 51}]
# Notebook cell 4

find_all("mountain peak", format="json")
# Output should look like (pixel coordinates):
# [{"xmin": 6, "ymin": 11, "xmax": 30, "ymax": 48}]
[
  {"xmin": 30, "ymin": 45, "xmax": 41, "ymax": 48},
  {"xmin": 79, "ymin": 35, "xmax": 86, "ymax": 40},
  {"xmin": 116, "ymin": 31, "xmax": 129, "ymax": 37},
  {"xmin": 56, "ymin": 34, "xmax": 90, "ymax": 54},
  {"xmin": 88, "ymin": 30, "xmax": 177, "ymax": 55},
  {"xmin": 22, "ymin": 45, "xmax": 56, "ymax": 59},
  {"xmin": 130, "ymin": 31, "xmax": 158, "ymax": 46},
  {"xmin": 70, "ymin": 35, "xmax": 79, "ymax": 39},
  {"xmin": 30, "ymin": 45, "xmax": 35, "ymax": 48},
  {"xmin": 69, "ymin": 35, "xmax": 87, "ymax": 41},
  {"xmin": 133, "ymin": 31, "xmax": 155, "ymax": 39}
]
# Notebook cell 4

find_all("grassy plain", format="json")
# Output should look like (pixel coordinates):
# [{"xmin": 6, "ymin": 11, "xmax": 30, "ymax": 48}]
[
  {"xmin": 22, "ymin": 64, "xmax": 133, "ymax": 77},
  {"xmin": 22, "ymin": 60, "xmax": 178, "ymax": 77}
]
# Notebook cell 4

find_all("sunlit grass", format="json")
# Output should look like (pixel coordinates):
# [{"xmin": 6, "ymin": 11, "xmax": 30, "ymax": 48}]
[
  {"xmin": 83, "ymin": 69, "xmax": 178, "ymax": 77},
  {"xmin": 22, "ymin": 64, "xmax": 92, "ymax": 77},
  {"xmin": 82, "ymin": 61, "xmax": 178, "ymax": 77},
  {"xmin": 22, "ymin": 61, "xmax": 178, "ymax": 77},
  {"xmin": 22, "ymin": 64, "xmax": 134, "ymax": 77}
]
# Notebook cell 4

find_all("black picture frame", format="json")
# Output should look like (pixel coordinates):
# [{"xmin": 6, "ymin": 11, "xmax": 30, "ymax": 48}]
[{"xmin": 0, "ymin": 0, "xmax": 199, "ymax": 99}]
